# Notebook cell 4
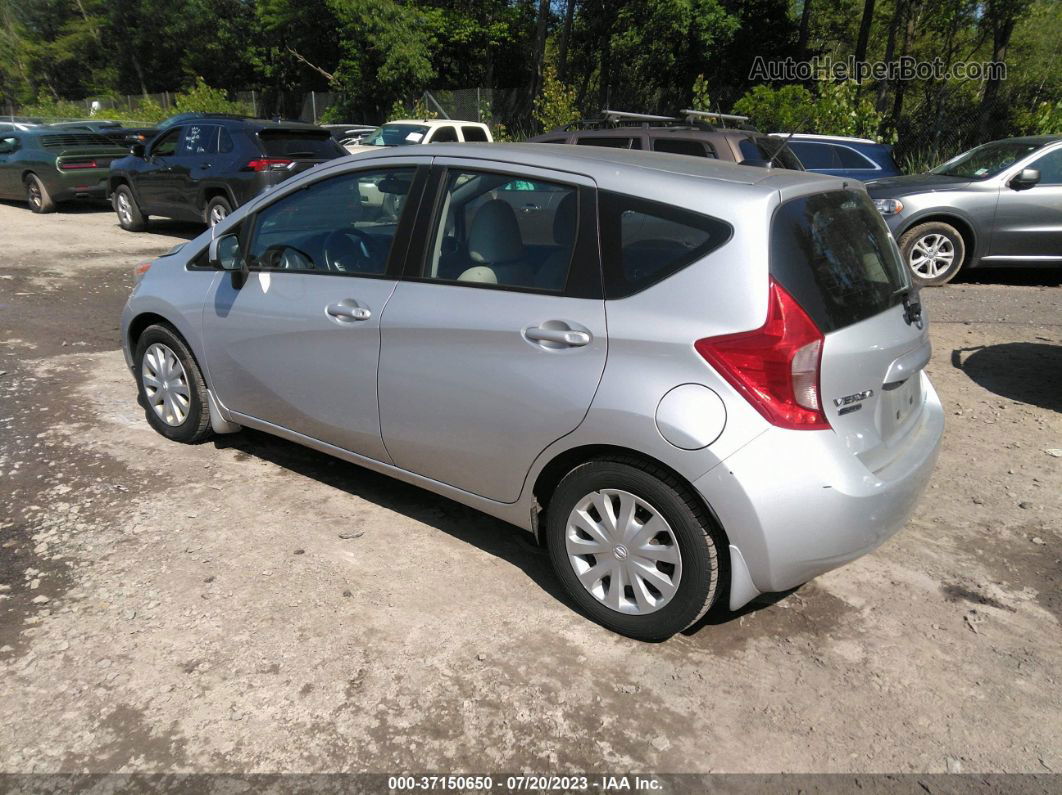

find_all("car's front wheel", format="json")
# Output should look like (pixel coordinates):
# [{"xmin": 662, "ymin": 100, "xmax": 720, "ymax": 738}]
[
  {"xmin": 113, "ymin": 184, "xmax": 148, "ymax": 232},
  {"xmin": 134, "ymin": 324, "xmax": 212, "ymax": 443},
  {"xmin": 25, "ymin": 174, "xmax": 56, "ymax": 214},
  {"xmin": 546, "ymin": 457, "xmax": 723, "ymax": 641},
  {"xmin": 899, "ymin": 221, "xmax": 966, "ymax": 286}
]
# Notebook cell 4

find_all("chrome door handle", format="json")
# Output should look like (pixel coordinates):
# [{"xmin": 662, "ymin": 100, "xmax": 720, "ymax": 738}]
[
  {"xmin": 525, "ymin": 326, "xmax": 591, "ymax": 347},
  {"xmin": 326, "ymin": 303, "xmax": 371, "ymax": 321},
  {"xmin": 521, "ymin": 203, "xmax": 541, "ymax": 213}
]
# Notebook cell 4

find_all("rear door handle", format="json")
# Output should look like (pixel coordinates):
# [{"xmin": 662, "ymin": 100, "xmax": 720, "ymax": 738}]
[
  {"xmin": 326, "ymin": 303, "xmax": 371, "ymax": 321},
  {"xmin": 521, "ymin": 203, "xmax": 541, "ymax": 213},
  {"xmin": 525, "ymin": 326, "xmax": 591, "ymax": 347}
]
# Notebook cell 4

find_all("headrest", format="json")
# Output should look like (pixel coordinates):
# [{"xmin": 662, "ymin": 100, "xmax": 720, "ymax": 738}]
[
  {"xmin": 553, "ymin": 192, "xmax": 577, "ymax": 247},
  {"xmin": 469, "ymin": 200, "xmax": 526, "ymax": 264},
  {"xmin": 457, "ymin": 265, "xmax": 498, "ymax": 284}
]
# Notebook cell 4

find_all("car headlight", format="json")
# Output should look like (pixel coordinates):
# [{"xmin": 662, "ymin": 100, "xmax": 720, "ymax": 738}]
[{"xmin": 873, "ymin": 198, "xmax": 904, "ymax": 216}]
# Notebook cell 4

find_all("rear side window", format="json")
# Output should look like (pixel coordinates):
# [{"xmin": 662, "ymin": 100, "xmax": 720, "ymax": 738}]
[
  {"xmin": 771, "ymin": 190, "xmax": 909, "ymax": 333},
  {"xmin": 789, "ymin": 142, "xmax": 840, "ymax": 169},
  {"xmin": 599, "ymin": 191, "xmax": 732, "ymax": 298},
  {"xmin": 180, "ymin": 124, "xmax": 218, "ymax": 155},
  {"xmin": 836, "ymin": 146, "xmax": 876, "ymax": 169},
  {"xmin": 461, "ymin": 126, "xmax": 489, "ymax": 142},
  {"xmin": 431, "ymin": 126, "xmax": 458, "ymax": 143},
  {"xmin": 653, "ymin": 139, "xmax": 714, "ymax": 158},
  {"xmin": 741, "ymin": 136, "xmax": 803, "ymax": 170},
  {"xmin": 578, "ymin": 136, "xmax": 641, "ymax": 150},
  {"xmin": 258, "ymin": 131, "xmax": 343, "ymax": 158}
]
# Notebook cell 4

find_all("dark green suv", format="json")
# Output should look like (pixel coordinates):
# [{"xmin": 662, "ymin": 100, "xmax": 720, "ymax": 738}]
[{"xmin": 0, "ymin": 129, "xmax": 127, "ymax": 213}]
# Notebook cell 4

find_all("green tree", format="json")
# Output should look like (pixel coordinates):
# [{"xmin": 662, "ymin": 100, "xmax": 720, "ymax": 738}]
[{"xmin": 533, "ymin": 62, "xmax": 578, "ymax": 131}]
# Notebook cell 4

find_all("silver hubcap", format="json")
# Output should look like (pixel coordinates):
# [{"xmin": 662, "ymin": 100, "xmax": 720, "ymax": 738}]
[
  {"xmin": 116, "ymin": 192, "xmax": 132, "ymax": 225},
  {"xmin": 209, "ymin": 204, "xmax": 227, "ymax": 225},
  {"xmin": 909, "ymin": 233, "xmax": 955, "ymax": 278},
  {"xmin": 141, "ymin": 343, "xmax": 191, "ymax": 426},
  {"xmin": 27, "ymin": 180, "xmax": 40, "ymax": 208},
  {"xmin": 565, "ymin": 489, "xmax": 682, "ymax": 615}
]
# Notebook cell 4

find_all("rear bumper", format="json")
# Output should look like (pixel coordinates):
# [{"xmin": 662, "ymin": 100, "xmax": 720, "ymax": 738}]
[
  {"xmin": 695, "ymin": 375, "xmax": 944, "ymax": 603},
  {"xmin": 52, "ymin": 173, "xmax": 109, "ymax": 201}
]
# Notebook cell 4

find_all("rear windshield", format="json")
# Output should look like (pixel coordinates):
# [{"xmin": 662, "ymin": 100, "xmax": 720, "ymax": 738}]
[
  {"xmin": 258, "ymin": 131, "xmax": 343, "ymax": 159},
  {"xmin": 771, "ymin": 190, "xmax": 909, "ymax": 332}
]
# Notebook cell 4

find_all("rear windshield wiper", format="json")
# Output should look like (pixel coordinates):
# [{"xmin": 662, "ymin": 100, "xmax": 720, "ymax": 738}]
[{"xmin": 896, "ymin": 286, "xmax": 923, "ymax": 326}]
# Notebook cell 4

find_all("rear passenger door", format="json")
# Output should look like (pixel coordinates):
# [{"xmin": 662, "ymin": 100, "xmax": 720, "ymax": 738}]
[{"xmin": 377, "ymin": 161, "xmax": 605, "ymax": 503}]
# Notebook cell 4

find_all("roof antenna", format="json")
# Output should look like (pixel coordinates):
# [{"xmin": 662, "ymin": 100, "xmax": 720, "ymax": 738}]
[{"xmin": 768, "ymin": 116, "xmax": 812, "ymax": 168}]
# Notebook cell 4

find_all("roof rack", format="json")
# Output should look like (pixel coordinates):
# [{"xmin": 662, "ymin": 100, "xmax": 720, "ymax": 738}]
[
  {"xmin": 681, "ymin": 109, "xmax": 750, "ymax": 128},
  {"xmin": 601, "ymin": 109, "xmax": 678, "ymax": 125}
]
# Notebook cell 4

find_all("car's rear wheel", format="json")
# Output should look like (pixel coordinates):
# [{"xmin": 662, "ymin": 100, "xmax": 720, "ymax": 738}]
[
  {"xmin": 899, "ymin": 222, "xmax": 966, "ymax": 286},
  {"xmin": 546, "ymin": 458, "xmax": 723, "ymax": 641},
  {"xmin": 134, "ymin": 324, "xmax": 212, "ymax": 443},
  {"xmin": 25, "ymin": 174, "xmax": 56, "ymax": 214},
  {"xmin": 114, "ymin": 185, "xmax": 148, "ymax": 232},
  {"xmin": 206, "ymin": 195, "xmax": 232, "ymax": 227}
]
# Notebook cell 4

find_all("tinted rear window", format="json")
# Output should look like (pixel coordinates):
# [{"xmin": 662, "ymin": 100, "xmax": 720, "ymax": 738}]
[
  {"xmin": 461, "ymin": 125, "xmax": 489, "ymax": 142},
  {"xmin": 578, "ymin": 136, "xmax": 641, "ymax": 150},
  {"xmin": 653, "ymin": 138, "xmax": 713, "ymax": 158},
  {"xmin": 771, "ymin": 190, "xmax": 909, "ymax": 332},
  {"xmin": 789, "ymin": 142, "xmax": 839, "ymax": 169},
  {"xmin": 600, "ymin": 191, "xmax": 732, "ymax": 298},
  {"xmin": 258, "ymin": 131, "xmax": 343, "ymax": 158}
]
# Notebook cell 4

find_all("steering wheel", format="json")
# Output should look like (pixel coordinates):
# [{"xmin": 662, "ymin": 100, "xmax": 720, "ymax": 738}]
[
  {"xmin": 259, "ymin": 243, "xmax": 314, "ymax": 271},
  {"xmin": 323, "ymin": 228, "xmax": 376, "ymax": 273}
]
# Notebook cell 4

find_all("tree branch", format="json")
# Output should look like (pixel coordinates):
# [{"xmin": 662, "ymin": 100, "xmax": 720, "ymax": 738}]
[{"xmin": 287, "ymin": 47, "xmax": 335, "ymax": 84}]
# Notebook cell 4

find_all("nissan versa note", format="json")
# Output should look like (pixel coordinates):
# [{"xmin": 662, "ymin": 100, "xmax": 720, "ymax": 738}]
[{"xmin": 120, "ymin": 143, "xmax": 944, "ymax": 641}]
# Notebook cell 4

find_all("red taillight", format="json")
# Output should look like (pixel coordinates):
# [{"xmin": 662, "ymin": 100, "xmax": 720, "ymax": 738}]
[
  {"xmin": 60, "ymin": 160, "xmax": 97, "ymax": 170},
  {"xmin": 695, "ymin": 279, "xmax": 829, "ymax": 430},
  {"xmin": 244, "ymin": 158, "xmax": 294, "ymax": 172}
]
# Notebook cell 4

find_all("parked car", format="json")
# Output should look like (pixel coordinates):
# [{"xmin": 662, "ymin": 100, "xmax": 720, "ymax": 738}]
[
  {"xmin": 156, "ymin": 112, "xmax": 250, "ymax": 131},
  {"xmin": 343, "ymin": 119, "xmax": 493, "ymax": 153},
  {"xmin": 0, "ymin": 121, "xmax": 41, "ymax": 132},
  {"xmin": 322, "ymin": 123, "xmax": 376, "ymax": 148},
  {"xmin": 50, "ymin": 120, "xmax": 158, "ymax": 147},
  {"xmin": 0, "ymin": 128, "xmax": 127, "ymax": 212},
  {"xmin": 770, "ymin": 133, "xmax": 901, "ymax": 180},
  {"xmin": 530, "ymin": 110, "xmax": 805, "ymax": 170},
  {"xmin": 107, "ymin": 117, "xmax": 346, "ymax": 231},
  {"xmin": 120, "ymin": 143, "xmax": 942, "ymax": 640},
  {"xmin": 867, "ymin": 135, "xmax": 1062, "ymax": 285}
]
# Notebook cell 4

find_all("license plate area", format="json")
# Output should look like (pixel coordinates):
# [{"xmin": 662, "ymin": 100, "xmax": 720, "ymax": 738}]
[{"xmin": 880, "ymin": 374, "xmax": 923, "ymax": 443}]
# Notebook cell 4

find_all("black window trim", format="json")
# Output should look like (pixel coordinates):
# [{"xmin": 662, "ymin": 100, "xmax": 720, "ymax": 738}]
[
  {"xmin": 400, "ymin": 163, "xmax": 602, "ymax": 299},
  {"xmin": 231, "ymin": 164, "xmax": 430, "ymax": 280},
  {"xmin": 598, "ymin": 190, "xmax": 734, "ymax": 299}
]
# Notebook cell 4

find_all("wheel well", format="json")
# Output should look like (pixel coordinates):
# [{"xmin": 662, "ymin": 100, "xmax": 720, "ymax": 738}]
[
  {"xmin": 127, "ymin": 312, "xmax": 174, "ymax": 353},
  {"xmin": 20, "ymin": 169, "xmax": 35, "ymax": 185},
  {"xmin": 109, "ymin": 176, "xmax": 128, "ymax": 193},
  {"xmin": 530, "ymin": 444, "xmax": 730, "ymax": 550},
  {"xmin": 903, "ymin": 214, "xmax": 977, "ymax": 266}
]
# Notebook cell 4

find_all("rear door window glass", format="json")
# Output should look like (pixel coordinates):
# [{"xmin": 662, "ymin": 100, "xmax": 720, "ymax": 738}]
[
  {"xmin": 461, "ymin": 125, "xmax": 489, "ymax": 142},
  {"xmin": 770, "ymin": 190, "xmax": 909, "ymax": 332},
  {"xmin": 577, "ymin": 136, "xmax": 641, "ymax": 150},
  {"xmin": 599, "ymin": 191, "xmax": 732, "ymax": 298},
  {"xmin": 180, "ymin": 124, "xmax": 218, "ymax": 155},
  {"xmin": 789, "ymin": 142, "xmax": 840, "ymax": 169},
  {"xmin": 653, "ymin": 139, "xmax": 709, "ymax": 157},
  {"xmin": 258, "ymin": 131, "xmax": 342, "ymax": 158},
  {"xmin": 836, "ymin": 146, "xmax": 876, "ymax": 169},
  {"xmin": 431, "ymin": 126, "xmax": 458, "ymax": 143}
]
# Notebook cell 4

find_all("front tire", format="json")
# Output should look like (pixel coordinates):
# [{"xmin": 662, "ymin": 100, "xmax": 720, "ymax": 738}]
[
  {"xmin": 546, "ymin": 458, "xmax": 723, "ymax": 641},
  {"xmin": 134, "ymin": 324, "xmax": 212, "ymax": 443},
  {"xmin": 113, "ymin": 184, "xmax": 148, "ymax": 232},
  {"xmin": 25, "ymin": 174, "xmax": 56, "ymax": 213},
  {"xmin": 899, "ymin": 221, "xmax": 966, "ymax": 286}
]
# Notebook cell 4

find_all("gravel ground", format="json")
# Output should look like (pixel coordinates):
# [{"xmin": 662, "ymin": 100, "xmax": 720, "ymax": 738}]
[{"xmin": 1, "ymin": 200, "xmax": 1060, "ymax": 775}]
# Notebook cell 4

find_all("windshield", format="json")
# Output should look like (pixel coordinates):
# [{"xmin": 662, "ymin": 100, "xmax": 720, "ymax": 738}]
[
  {"xmin": 364, "ymin": 124, "xmax": 430, "ymax": 147},
  {"xmin": 932, "ymin": 140, "xmax": 1042, "ymax": 180}
]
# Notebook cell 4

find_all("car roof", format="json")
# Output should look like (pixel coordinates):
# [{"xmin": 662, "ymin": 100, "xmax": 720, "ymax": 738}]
[
  {"xmin": 770, "ymin": 133, "xmax": 881, "ymax": 145},
  {"xmin": 350, "ymin": 142, "xmax": 842, "ymax": 196},
  {"xmin": 989, "ymin": 135, "xmax": 1062, "ymax": 145}
]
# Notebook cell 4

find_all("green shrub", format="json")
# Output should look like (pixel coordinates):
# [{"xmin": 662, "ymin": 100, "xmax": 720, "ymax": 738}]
[
  {"xmin": 732, "ymin": 81, "xmax": 891, "ymax": 141},
  {"xmin": 533, "ymin": 64, "xmax": 579, "ymax": 133}
]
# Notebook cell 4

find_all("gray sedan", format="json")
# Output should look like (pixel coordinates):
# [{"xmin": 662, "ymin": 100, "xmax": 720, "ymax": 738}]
[{"xmin": 867, "ymin": 135, "xmax": 1062, "ymax": 285}]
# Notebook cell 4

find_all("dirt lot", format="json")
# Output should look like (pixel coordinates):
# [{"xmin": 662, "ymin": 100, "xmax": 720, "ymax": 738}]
[{"xmin": 1, "ymin": 200, "xmax": 1060, "ymax": 775}]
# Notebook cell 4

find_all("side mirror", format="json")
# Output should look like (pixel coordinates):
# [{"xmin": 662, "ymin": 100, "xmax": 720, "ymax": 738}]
[
  {"xmin": 1010, "ymin": 167, "xmax": 1040, "ymax": 190},
  {"xmin": 209, "ymin": 233, "xmax": 246, "ymax": 286},
  {"xmin": 130, "ymin": 142, "xmax": 145, "ymax": 158}
]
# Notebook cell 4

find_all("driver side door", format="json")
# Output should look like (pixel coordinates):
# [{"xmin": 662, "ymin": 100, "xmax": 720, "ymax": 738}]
[
  {"xmin": 201, "ymin": 161, "xmax": 429, "ymax": 462},
  {"xmin": 136, "ymin": 127, "xmax": 183, "ymax": 214},
  {"xmin": 988, "ymin": 146, "xmax": 1062, "ymax": 263}
]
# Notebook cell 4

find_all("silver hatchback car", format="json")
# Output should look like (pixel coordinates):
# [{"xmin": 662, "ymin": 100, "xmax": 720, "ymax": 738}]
[{"xmin": 121, "ymin": 143, "xmax": 944, "ymax": 641}]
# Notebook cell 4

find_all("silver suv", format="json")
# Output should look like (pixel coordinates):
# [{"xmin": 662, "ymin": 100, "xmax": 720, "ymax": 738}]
[{"xmin": 121, "ymin": 143, "xmax": 944, "ymax": 641}]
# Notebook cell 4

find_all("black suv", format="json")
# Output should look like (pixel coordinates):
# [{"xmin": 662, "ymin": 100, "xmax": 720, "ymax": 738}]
[
  {"xmin": 529, "ymin": 111, "xmax": 804, "ymax": 170},
  {"xmin": 108, "ymin": 116, "xmax": 346, "ymax": 231}
]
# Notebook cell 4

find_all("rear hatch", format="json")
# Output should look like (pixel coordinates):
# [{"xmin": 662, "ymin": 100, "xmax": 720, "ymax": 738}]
[
  {"xmin": 255, "ymin": 128, "xmax": 345, "ymax": 179},
  {"xmin": 770, "ymin": 188, "xmax": 930, "ymax": 471}
]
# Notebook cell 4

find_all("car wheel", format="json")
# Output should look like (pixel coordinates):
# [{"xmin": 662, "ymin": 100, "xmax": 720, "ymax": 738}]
[
  {"xmin": 546, "ymin": 457, "xmax": 723, "ymax": 641},
  {"xmin": 113, "ymin": 185, "xmax": 148, "ymax": 232},
  {"xmin": 134, "ymin": 324, "xmax": 212, "ymax": 443},
  {"xmin": 206, "ymin": 196, "xmax": 232, "ymax": 227},
  {"xmin": 899, "ymin": 222, "xmax": 966, "ymax": 286},
  {"xmin": 25, "ymin": 174, "xmax": 56, "ymax": 214}
]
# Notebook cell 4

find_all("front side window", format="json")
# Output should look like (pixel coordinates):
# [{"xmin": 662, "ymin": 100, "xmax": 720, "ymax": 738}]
[
  {"xmin": 1027, "ymin": 147, "xmax": 1062, "ymax": 185},
  {"xmin": 248, "ymin": 168, "xmax": 416, "ymax": 275},
  {"xmin": 599, "ymin": 192, "xmax": 732, "ymax": 298},
  {"xmin": 151, "ymin": 128, "xmax": 181, "ymax": 157},
  {"xmin": 932, "ymin": 140, "xmax": 1044, "ymax": 180},
  {"xmin": 423, "ymin": 169, "xmax": 578, "ymax": 292}
]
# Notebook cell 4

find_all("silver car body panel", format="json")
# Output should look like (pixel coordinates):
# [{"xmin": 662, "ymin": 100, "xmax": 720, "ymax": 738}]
[{"xmin": 121, "ymin": 143, "xmax": 944, "ymax": 610}]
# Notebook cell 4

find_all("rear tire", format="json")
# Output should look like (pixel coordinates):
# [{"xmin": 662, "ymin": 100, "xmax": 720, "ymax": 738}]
[
  {"xmin": 113, "ymin": 184, "xmax": 148, "ymax": 232},
  {"xmin": 134, "ymin": 324, "xmax": 212, "ymax": 444},
  {"xmin": 899, "ymin": 221, "xmax": 965, "ymax": 286},
  {"xmin": 25, "ymin": 174, "xmax": 56, "ymax": 214},
  {"xmin": 205, "ymin": 195, "xmax": 232, "ymax": 227},
  {"xmin": 546, "ymin": 457, "xmax": 723, "ymax": 641}
]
